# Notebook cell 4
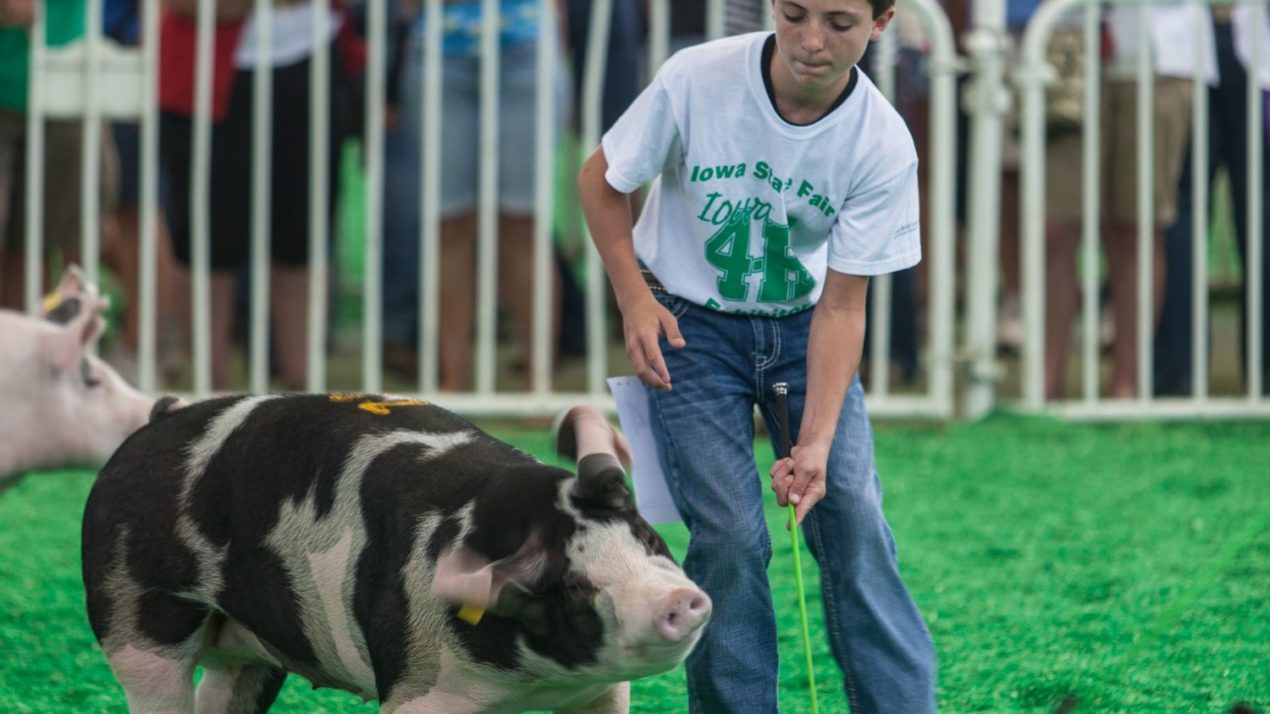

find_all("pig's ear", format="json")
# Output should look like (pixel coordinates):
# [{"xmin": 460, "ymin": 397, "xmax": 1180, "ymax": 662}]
[
  {"xmin": 433, "ymin": 538, "xmax": 549, "ymax": 610},
  {"xmin": 572, "ymin": 453, "xmax": 633, "ymax": 510},
  {"xmin": 46, "ymin": 306, "xmax": 105, "ymax": 374}
]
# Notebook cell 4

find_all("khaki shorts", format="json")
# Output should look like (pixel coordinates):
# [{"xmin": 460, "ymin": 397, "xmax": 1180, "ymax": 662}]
[
  {"xmin": 0, "ymin": 108, "xmax": 117, "ymax": 254},
  {"xmin": 1047, "ymin": 77, "xmax": 1193, "ymax": 227}
]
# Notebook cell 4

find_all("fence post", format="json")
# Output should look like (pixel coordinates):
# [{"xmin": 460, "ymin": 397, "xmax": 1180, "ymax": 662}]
[{"xmin": 960, "ymin": 0, "xmax": 1011, "ymax": 419}]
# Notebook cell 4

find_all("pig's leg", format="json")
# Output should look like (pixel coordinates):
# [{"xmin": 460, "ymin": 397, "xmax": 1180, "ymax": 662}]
[
  {"xmin": 106, "ymin": 641, "xmax": 199, "ymax": 713},
  {"xmin": 553, "ymin": 682, "xmax": 630, "ymax": 714},
  {"xmin": 105, "ymin": 596, "xmax": 210, "ymax": 713},
  {"xmin": 194, "ymin": 663, "xmax": 286, "ymax": 714}
]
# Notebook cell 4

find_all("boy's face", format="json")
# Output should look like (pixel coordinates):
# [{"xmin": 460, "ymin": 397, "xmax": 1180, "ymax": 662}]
[{"xmin": 770, "ymin": 0, "xmax": 894, "ymax": 93}]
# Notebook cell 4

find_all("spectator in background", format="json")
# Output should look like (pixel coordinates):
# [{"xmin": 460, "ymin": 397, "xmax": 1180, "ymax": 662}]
[
  {"xmin": 373, "ymin": 0, "xmax": 426, "ymax": 377},
  {"xmin": 158, "ymin": 0, "xmax": 362, "ymax": 390},
  {"xmin": 100, "ymin": 0, "xmax": 187, "ymax": 384},
  {"xmin": 1155, "ymin": 3, "xmax": 1270, "ymax": 396},
  {"xmin": 566, "ymin": 0, "xmax": 643, "ymax": 134},
  {"xmin": 0, "ymin": 0, "xmax": 114, "ymax": 310},
  {"xmin": 394, "ymin": 0, "xmax": 568, "ymax": 392},
  {"xmin": 1044, "ymin": 5, "xmax": 1212, "ymax": 399}
]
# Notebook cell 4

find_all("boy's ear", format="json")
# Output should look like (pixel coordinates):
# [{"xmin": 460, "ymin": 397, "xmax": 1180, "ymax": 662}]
[{"xmin": 870, "ymin": 7, "xmax": 896, "ymax": 41}]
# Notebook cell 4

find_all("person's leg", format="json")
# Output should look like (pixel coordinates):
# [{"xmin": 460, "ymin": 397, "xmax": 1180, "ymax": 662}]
[
  {"xmin": 269, "ymin": 264, "xmax": 312, "ymax": 390},
  {"xmin": 1154, "ymin": 140, "xmax": 1199, "ymax": 396},
  {"xmin": 497, "ymin": 213, "xmax": 559, "ymax": 389},
  {"xmin": 646, "ymin": 298, "xmax": 777, "ymax": 714},
  {"xmin": 1103, "ymin": 223, "xmax": 1165, "ymax": 398},
  {"xmin": 381, "ymin": 34, "xmax": 424, "ymax": 366},
  {"xmin": 209, "ymin": 270, "xmax": 236, "ymax": 390},
  {"xmin": 1045, "ymin": 220, "xmax": 1081, "ymax": 399},
  {"xmin": 1210, "ymin": 26, "xmax": 1270, "ymax": 391},
  {"xmin": 761, "ymin": 318, "xmax": 937, "ymax": 714},
  {"xmin": 439, "ymin": 213, "xmax": 477, "ymax": 392}
]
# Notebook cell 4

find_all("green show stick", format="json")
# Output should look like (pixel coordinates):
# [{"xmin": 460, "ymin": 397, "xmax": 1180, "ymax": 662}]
[{"xmin": 774, "ymin": 382, "xmax": 820, "ymax": 714}]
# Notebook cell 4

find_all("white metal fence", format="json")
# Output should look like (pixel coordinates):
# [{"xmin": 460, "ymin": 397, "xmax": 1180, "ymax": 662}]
[{"xmin": 13, "ymin": 0, "xmax": 1268, "ymax": 420}]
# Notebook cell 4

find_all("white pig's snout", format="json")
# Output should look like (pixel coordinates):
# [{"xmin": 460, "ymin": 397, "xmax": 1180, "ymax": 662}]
[{"xmin": 654, "ymin": 588, "xmax": 712, "ymax": 642}]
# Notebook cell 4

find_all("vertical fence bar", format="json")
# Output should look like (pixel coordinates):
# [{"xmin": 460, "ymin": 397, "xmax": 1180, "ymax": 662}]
[
  {"xmin": 871, "ymin": 28, "xmax": 897, "ymax": 399},
  {"xmin": 1191, "ymin": 7, "xmax": 1210, "ymax": 401},
  {"xmin": 364, "ymin": 0, "xmax": 387, "ymax": 393},
  {"xmin": 81, "ymin": 0, "xmax": 103, "ymax": 294},
  {"xmin": 706, "ymin": 0, "xmax": 725, "ymax": 40},
  {"xmin": 648, "ymin": 0, "xmax": 669, "ymax": 74},
  {"xmin": 420, "ymin": 0, "xmax": 443, "ymax": 393},
  {"xmin": 307, "ymin": 0, "xmax": 331, "ymax": 393},
  {"xmin": 138, "ymin": 0, "xmax": 161, "ymax": 392},
  {"xmin": 909, "ymin": 0, "xmax": 959, "ymax": 418},
  {"xmin": 1134, "ymin": 5, "xmax": 1154, "ymax": 400},
  {"xmin": 581, "ymin": 0, "xmax": 613, "ymax": 397},
  {"xmin": 476, "ymin": 0, "xmax": 500, "ymax": 395},
  {"xmin": 250, "ymin": 0, "xmax": 274, "ymax": 394},
  {"xmin": 191, "ymin": 0, "xmax": 215, "ymax": 396},
  {"xmin": 961, "ymin": 0, "xmax": 1008, "ymax": 419},
  {"xmin": 1080, "ymin": 3, "xmax": 1101, "ymax": 405},
  {"xmin": 531, "ymin": 0, "xmax": 558, "ymax": 395},
  {"xmin": 1246, "ymin": 0, "xmax": 1264, "ymax": 400},
  {"xmin": 1019, "ymin": 35, "xmax": 1045, "ymax": 410},
  {"xmin": 23, "ymin": 2, "xmax": 47, "ymax": 315}
]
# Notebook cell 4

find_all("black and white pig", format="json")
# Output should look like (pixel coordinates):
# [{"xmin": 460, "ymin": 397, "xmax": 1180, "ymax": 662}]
[
  {"xmin": 0, "ymin": 266, "xmax": 153, "ymax": 477},
  {"xmin": 82, "ymin": 394, "xmax": 711, "ymax": 713}
]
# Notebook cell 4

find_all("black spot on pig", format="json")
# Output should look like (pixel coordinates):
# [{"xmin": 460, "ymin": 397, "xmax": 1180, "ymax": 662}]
[{"xmin": 44, "ymin": 296, "xmax": 82, "ymax": 325}]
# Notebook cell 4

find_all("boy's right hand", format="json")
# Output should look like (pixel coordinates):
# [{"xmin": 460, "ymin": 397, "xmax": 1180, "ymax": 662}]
[{"xmin": 622, "ymin": 295, "xmax": 685, "ymax": 391}]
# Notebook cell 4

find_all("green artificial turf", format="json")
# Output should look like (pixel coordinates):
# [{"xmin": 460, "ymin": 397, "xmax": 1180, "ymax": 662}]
[{"xmin": 0, "ymin": 416, "xmax": 1266, "ymax": 713}]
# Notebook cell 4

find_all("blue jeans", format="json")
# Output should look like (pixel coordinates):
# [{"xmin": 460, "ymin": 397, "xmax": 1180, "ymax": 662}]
[{"xmin": 646, "ymin": 294, "xmax": 937, "ymax": 714}]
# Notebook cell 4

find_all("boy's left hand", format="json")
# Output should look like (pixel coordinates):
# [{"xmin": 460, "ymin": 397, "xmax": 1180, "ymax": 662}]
[{"xmin": 769, "ymin": 441, "xmax": 829, "ymax": 527}]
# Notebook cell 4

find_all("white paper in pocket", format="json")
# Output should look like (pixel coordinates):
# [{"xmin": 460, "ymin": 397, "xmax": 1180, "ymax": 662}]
[{"xmin": 607, "ymin": 376, "xmax": 681, "ymax": 525}]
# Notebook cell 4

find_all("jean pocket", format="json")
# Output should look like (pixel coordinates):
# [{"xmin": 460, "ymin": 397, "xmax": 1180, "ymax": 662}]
[{"xmin": 653, "ymin": 292, "xmax": 691, "ymax": 320}]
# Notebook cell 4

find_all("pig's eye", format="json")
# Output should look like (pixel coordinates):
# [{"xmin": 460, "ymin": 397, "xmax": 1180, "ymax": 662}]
[{"xmin": 80, "ymin": 360, "xmax": 102, "ymax": 388}]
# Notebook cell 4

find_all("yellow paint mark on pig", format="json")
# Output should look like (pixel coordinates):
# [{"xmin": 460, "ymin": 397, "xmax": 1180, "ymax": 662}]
[
  {"xmin": 41, "ymin": 289, "xmax": 64, "ymax": 314},
  {"xmin": 328, "ymin": 393, "xmax": 430, "ymax": 415},
  {"xmin": 457, "ymin": 604, "xmax": 485, "ymax": 625},
  {"xmin": 358, "ymin": 400, "xmax": 430, "ymax": 416}
]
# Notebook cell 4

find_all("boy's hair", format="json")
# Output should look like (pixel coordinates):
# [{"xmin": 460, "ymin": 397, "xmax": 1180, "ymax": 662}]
[
  {"xmin": 871, "ymin": 0, "xmax": 897, "ymax": 17},
  {"xmin": 771, "ymin": 0, "xmax": 897, "ymax": 21}
]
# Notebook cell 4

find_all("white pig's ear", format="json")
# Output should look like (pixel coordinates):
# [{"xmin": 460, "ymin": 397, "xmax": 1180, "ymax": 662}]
[
  {"xmin": 54, "ymin": 264, "xmax": 85, "ymax": 300},
  {"xmin": 46, "ymin": 305, "xmax": 105, "ymax": 374}
]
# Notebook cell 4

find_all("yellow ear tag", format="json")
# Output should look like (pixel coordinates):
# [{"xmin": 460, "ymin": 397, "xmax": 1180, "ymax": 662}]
[
  {"xmin": 41, "ymin": 289, "xmax": 63, "ymax": 314},
  {"xmin": 457, "ymin": 604, "xmax": 485, "ymax": 625}
]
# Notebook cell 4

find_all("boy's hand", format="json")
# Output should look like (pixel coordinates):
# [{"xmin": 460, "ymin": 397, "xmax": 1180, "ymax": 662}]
[
  {"xmin": 622, "ymin": 295, "xmax": 685, "ymax": 391},
  {"xmin": 769, "ymin": 441, "xmax": 829, "ymax": 527}
]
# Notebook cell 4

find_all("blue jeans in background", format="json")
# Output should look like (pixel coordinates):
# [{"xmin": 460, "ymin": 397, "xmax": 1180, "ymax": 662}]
[{"xmin": 646, "ymin": 294, "xmax": 937, "ymax": 714}]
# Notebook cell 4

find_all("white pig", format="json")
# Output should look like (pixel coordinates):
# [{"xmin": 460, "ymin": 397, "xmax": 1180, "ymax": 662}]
[{"xmin": 0, "ymin": 266, "xmax": 153, "ymax": 476}]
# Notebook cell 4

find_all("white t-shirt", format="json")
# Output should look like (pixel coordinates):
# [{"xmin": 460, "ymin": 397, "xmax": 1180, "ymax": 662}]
[{"xmin": 602, "ymin": 32, "xmax": 921, "ymax": 317}]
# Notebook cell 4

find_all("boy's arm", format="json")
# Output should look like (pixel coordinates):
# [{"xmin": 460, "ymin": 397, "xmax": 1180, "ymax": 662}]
[
  {"xmin": 770, "ymin": 268, "xmax": 869, "ymax": 526},
  {"xmin": 577, "ymin": 146, "xmax": 685, "ymax": 391}
]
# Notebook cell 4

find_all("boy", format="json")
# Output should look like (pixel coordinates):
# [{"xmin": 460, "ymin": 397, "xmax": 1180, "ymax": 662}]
[{"xmin": 577, "ymin": 0, "xmax": 936, "ymax": 711}]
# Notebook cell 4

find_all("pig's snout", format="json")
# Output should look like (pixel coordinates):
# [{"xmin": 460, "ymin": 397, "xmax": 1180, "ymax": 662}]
[{"xmin": 655, "ymin": 588, "xmax": 712, "ymax": 642}]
